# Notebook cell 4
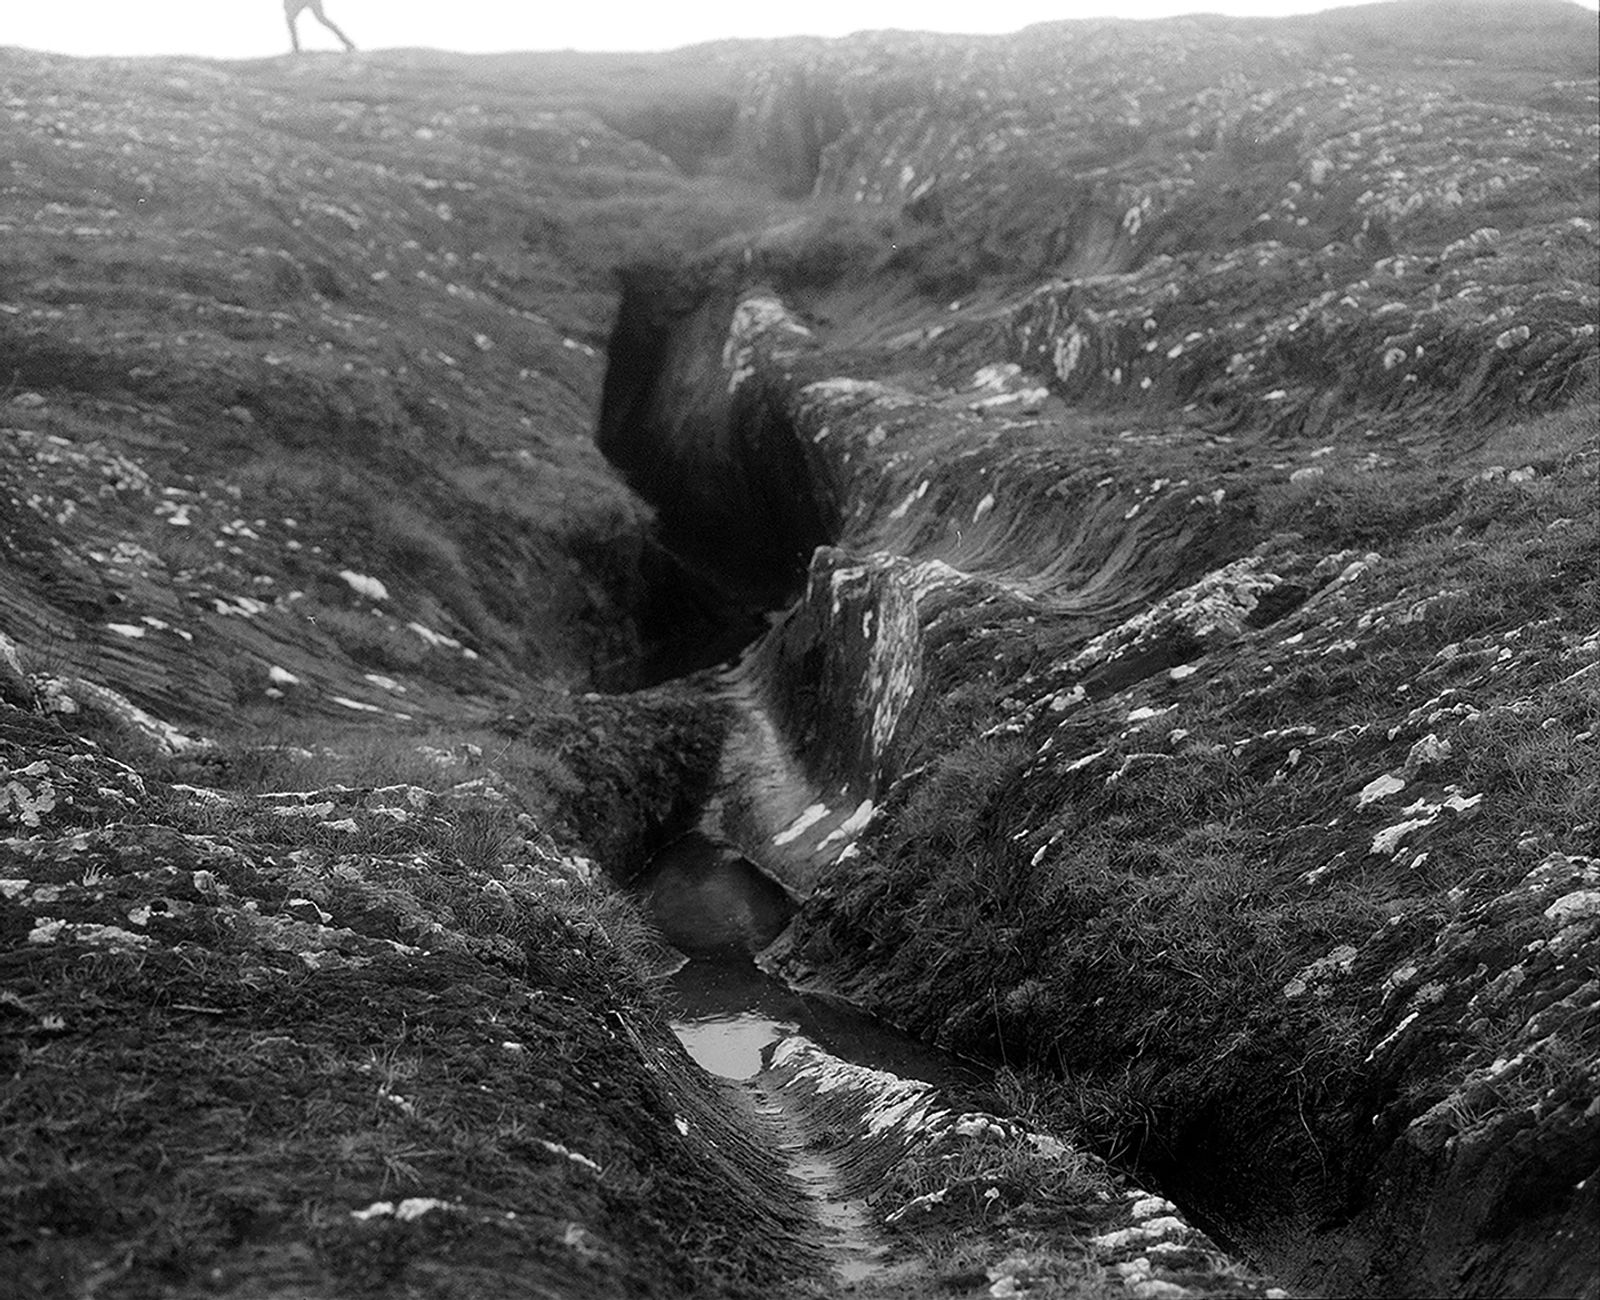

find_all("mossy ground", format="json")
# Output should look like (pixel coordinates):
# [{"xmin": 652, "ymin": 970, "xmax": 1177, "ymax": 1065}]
[{"xmin": 1, "ymin": 698, "xmax": 821, "ymax": 1298}]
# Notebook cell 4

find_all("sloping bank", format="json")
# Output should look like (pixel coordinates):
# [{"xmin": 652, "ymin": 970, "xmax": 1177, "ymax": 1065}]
[
  {"xmin": 597, "ymin": 200, "xmax": 1598, "ymax": 1295},
  {"xmin": 0, "ymin": 686, "xmax": 840, "ymax": 1298}
]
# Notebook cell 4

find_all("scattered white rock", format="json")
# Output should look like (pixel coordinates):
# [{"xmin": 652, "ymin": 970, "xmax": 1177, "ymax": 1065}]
[
  {"xmin": 330, "ymin": 696, "xmax": 385, "ymax": 714},
  {"xmin": 1283, "ymin": 944, "xmax": 1359, "ymax": 998},
  {"xmin": 816, "ymin": 799, "xmax": 874, "ymax": 852},
  {"xmin": 27, "ymin": 917, "xmax": 151, "ymax": 948},
  {"xmin": 1357, "ymin": 773, "xmax": 1407, "ymax": 806},
  {"xmin": 1405, "ymin": 734, "xmax": 1452, "ymax": 769},
  {"xmin": 350, "ymin": 1198, "xmax": 455, "ymax": 1223},
  {"xmin": 1545, "ymin": 890, "xmax": 1600, "ymax": 928},
  {"xmin": 339, "ymin": 570, "xmax": 388, "ymax": 602},
  {"xmin": 536, "ymin": 1139, "xmax": 601, "ymax": 1174},
  {"xmin": 407, "ymin": 621, "xmax": 478, "ymax": 658},
  {"xmin": 774, "ymin": 802, "xmax": 829, "ymax": 847},
  {"xmin": 3, "ymin": 769, "xmax": 57, "ymax": 827}
]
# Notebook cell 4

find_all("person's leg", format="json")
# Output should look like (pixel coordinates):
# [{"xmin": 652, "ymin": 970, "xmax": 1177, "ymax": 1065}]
[
  {"xmin": 306, "ymin": 0, "xmax": 357, "ymax": 51},
  {"xmin": 284, "ymin": 0, "xmax": 304, "ymax": 52}
]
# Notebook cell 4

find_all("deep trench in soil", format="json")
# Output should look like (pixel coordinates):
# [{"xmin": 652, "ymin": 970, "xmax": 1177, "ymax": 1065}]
[
  {"xmin": 595, "ymin": 271, "xmax": 840, "ymax": 688},
  {"xmin": 590, "ymin": 278, "xmax": 1274, "ymax": 1290},
  {"xmin": 638, "ymin": 832, "xmax": 985, "ymax": 1289},
  {"xmin": 587, "ymin": 283, "xmax": 1120, "ymax": 1290}
]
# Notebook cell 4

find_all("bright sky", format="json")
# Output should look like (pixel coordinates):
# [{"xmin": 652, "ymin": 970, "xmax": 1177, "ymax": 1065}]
[{"xmin": 5, "ymin": 0, "xmax": 1596, "ymax": 59}]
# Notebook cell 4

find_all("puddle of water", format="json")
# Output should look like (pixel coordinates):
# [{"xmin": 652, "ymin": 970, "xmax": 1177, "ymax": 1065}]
[
  {"xmin": 672, "ymin": 1012, "xmax": 799, "ymax": 1079},
  {"xmin": 789, "ymin": 988, "xmax": 980, "ymax": 1090},
  {"xmin": 667, "ymin": 958, "xmax": 964, "ymax": 1290},
  {"xmin": 668, "ymin": 956, "xmax": 981, "ymax": 1090},
  {"xmin": 647, "ymin": 831, "xmax": 982, "ymax": 1089},
  {"xmin": 635, "ymin": 831, "xmax": 794, "ymax": 957},
  {"xmin": 668, "ymin": 957, "xmax": 803, "ymax": 1079}
]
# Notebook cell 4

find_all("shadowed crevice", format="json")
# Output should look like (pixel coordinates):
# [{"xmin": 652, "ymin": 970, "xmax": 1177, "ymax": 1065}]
[{"xmin": 595, "ymin": 269, "xmax": 841, "ymax": 682}]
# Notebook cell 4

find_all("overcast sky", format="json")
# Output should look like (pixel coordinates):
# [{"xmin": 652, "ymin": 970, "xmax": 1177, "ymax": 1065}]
[{"xmin": 5, "ymin": 0, "xmax": 1596, "ymax": 59}]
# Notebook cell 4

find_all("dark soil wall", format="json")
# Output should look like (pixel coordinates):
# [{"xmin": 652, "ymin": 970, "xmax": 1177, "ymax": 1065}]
[{"xmin": 596, "ymin": 270, "xmax": 841, "ymax": 626}]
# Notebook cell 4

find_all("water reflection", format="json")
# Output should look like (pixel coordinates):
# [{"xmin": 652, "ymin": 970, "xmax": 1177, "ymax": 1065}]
[
  {"xmin": 640, "ymin": 832, "xmax": 981, "ymax": 1086},
  {"xmin": 668, "ymin": 959, "xmax": 805, "ymax": 1078},
  {"xmin": 667, "ymin": 957, "xmax": 982, "ymax": 1088}
]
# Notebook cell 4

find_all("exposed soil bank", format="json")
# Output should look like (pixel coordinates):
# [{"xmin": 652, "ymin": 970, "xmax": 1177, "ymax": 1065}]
[
  {"xmin": 755, "ymin": 1032, "xmax": 1289, "ymax": 1299},
  {"xmin": 595, "ymin": 272, "xmax": 843, "ymax": 685},
  {"xmin": 642, "ymin": 831, "xmax": 1287, "ymax": 1296},
  {"xmin": 663, "ymin": 951, "xmax": 1287, "ymax": 1298}
]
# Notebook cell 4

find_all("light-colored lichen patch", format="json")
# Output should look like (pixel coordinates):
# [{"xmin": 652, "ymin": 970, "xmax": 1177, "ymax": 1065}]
[{"xmin": 1283, "ymin": 943, "xmax": 1359, "ymax": 998}]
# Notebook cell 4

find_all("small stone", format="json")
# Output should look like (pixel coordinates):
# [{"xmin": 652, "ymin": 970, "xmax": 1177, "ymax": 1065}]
[
  {"xmin": 338, "ymin": 571, "xmax": 388, "ymax": 602},
  {"xmin": 1545, "ymin": 891, "xmax": 1600, "ymax": 927},
  {"xmin": 1357, "ymin": 773, "xmax": 1407, "ymax": 806},
  {"xmin": 1404, "ymin": 734, "xmax": 1452, "ymax": 770}
]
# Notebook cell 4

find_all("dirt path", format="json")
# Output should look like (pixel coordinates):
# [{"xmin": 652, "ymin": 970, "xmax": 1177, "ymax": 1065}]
[
  {"xmin": 743, "ymin": 1075, "xmax": 906, "ymax": 1293},
  {"xmin": 725, "ymin": 1033, "xmax": 1296, "ymax": 1300}
]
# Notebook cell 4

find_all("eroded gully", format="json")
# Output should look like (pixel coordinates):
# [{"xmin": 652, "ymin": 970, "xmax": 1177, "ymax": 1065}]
[{"xmin": 637, "ymin": 830, "xmax": 977, "ymax": 1291}]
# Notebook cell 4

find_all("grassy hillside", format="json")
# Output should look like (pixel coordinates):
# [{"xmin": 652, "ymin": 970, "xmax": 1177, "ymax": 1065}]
[{"xmin": 2, "ymin": 1, "xmax": 1597, "ymax": 1295}]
